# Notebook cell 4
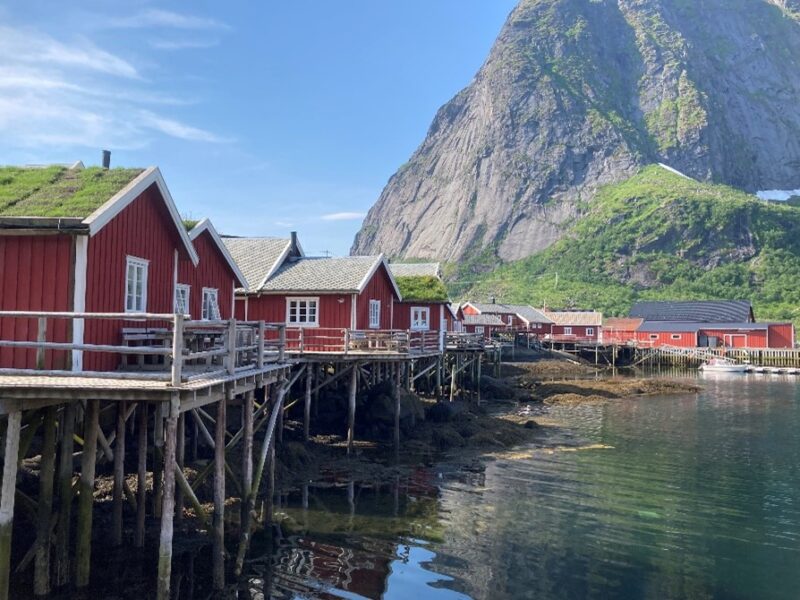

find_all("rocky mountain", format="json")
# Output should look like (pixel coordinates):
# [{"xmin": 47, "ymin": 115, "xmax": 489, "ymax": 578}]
[{"xmin": 352, "ymin": 0, "xmax": 800, "ymax": 263}]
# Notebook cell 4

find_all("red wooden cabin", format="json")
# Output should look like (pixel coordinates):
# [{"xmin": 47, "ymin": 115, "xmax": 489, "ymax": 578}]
[
  {"xmin": 177, "ymin": 219, "xmax": 246, "ymax": 320},
  {"xmin": 224, "ymin": 233, "xmax": 402, "ymax": 351},
  {"xmin": 543, "ymin": 310, "xmax": 602, "ymax": 342},
  {"xmin": 462, "ymin": 314, "xmax": 505, "ymax": 340},
  {"xmin": 462, "ymin": 302, "xmax": 552, "ymax": 334},
  {"xmin": 636, "ymin": 322, "xmax": 795, "ymax": 349},
  {"xmin": 389, "ymin": 263, "xmax": 454, "ymax": 337},
  {"xmin": 0, "ymin": 163, "xmax": 198, "ymax": 371},
  {"xmin": 602, "ymin": 318, "xmax": 643, "ymax": 345}
]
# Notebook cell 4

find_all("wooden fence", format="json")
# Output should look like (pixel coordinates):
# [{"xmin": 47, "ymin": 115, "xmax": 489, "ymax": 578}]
[{"xmin": 272, "ymin": 327, "xmax": 443, "ymax": 355}]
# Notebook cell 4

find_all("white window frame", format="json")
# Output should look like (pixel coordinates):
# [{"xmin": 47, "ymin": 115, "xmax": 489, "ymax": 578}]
[
  {"xmin": 369, "ymin": 299, "xmax": 381, "ymax": 329},
  {"xmin": 174, "ymin": 284, "xmax": 190, "ymax": 315},
  {"xmin": 411, "ymin": 306, "xmax": 430, "ymax": 331},
  {"xmin": 671, "ymin": 334, "xmax": 682, "ymax": 340},
  {"xmin": 202, "ymin": 287, "xmax": 221, "ymax": 321},
  {"xmin": 475, "ymin": 325, "xmax": 485, "ymax": 335},
  {"xmin": 125, "ymin": 256, "xmax": 148, "ymax": 313},
  {"xmin": 586, "ymin": 327, "xmax": 594, "ymax": 336},
  {"xmin": 563, "ymin": 326, "xmax": 573, "ymax": 336},
  {"xmin": 649, "ymin": 334, "xmax": 659, "ymax": 340},
  {"xmin": 286, "ymin": 296, "xmax": 319, "ymax": 327}
]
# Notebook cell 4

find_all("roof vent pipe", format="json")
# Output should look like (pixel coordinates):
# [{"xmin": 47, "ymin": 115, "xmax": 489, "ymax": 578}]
[
  {"xmin": 290, "ymin": 231, "xmax": 298, "ymax": 253},
  {"xmin": 490, "ymin": 296, "xmax": 496, "ymax": 304},
  {"xmin": 102, "ymin": 149, "xmax": 111, "ymax": 169}
]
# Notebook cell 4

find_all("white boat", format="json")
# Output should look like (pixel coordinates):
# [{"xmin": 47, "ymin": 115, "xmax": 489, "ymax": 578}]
[{"xmin": 699, "ymin": 358, "xmax": 748, "ymax": 373}]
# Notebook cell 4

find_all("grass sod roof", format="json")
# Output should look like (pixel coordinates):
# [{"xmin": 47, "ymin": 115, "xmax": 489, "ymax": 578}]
[
  {"xmin": 0, "ymin": 166, "xmax": 145, "ymax": 218},
  {"xmin": 395, "ymin": 275, "xmax": 449, "ymax": 302}
]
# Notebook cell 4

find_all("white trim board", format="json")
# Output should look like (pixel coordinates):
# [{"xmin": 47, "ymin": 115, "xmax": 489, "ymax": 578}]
[{"xmin": 188, "ymin": 218, "xmax": 248, "ymax": 289}]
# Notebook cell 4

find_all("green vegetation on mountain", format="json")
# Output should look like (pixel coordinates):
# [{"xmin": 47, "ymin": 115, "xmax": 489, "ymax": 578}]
[{"xmin": 454, "ymin": 165, "xmax": 800, "ymax": 324}]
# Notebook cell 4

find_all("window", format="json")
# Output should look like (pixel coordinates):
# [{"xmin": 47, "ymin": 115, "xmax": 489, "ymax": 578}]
[
  {"xmin": 202, "ymin": 288, "xmax": 220, "ymax": 320},
  {"xmin": 671, "ymin": 334, "xmax": 681, "ymax": 340},
  {"xmin": 564, "ymin": 326, "xmax": 573, "ymax": 336},
  {"xmin": 411, "ymin": 307, "xmax": 430, "ymax": 331},
  {"xmin": 475, "ymin": 326, "xmax": 484, "ymax": 334},
  {"xmin": 125, "ymin": 256, "xmax": 148, "ymax": 313},
  {"xmin": 586, "ymin": 327, "xmax": 594, "ymax": 336},
  {"xmin": 507, "ymin": 315, "xmax": 513, "ymax": 325},
  {"xmin": 369, "ymin": 300, "xmax": 381, "ymax": 329},
  {"xmin": 174, "ymin": 284, "xmax": 190, "ymax": 315},
  {"xmin": 650, "ymin": 334, "xmax": 659, "ymax": 340},
  {"xmin": 287, "ymin": 297, "xmax": 319, "ymax": 326}
]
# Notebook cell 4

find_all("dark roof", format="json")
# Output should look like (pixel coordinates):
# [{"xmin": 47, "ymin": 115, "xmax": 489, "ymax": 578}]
[
  {"xmin": 463, "ymin": 314, "xmax": 505, "ymax": 326},
  {"xmin": 629, "ymin": 301, "xmax": 754, "ymax": 323},
  {"xmin": 637, "ymin": 321, "xmax": 769, "ymax": 333}
]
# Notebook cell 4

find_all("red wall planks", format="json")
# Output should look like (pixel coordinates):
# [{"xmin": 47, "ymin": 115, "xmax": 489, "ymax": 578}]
[
  {"xmin": 393, "ymin": 302, "xmax": 446, "ymax": 331},
  {"xmin": 178, "ymin": 229, "xmax": 235, "ymax": 320},
  {"xmin": 550, "ymin": 325, "xmax": 600, "ymax": 341},
  {"xmin": 355, "ymin": 263, "xmax": 396, "ymax": 330},
  {"xmin": 0, "ymin": 234, "xmax": 74, "ymax": 369},
  {"xmin": 768, "ymin": 324, "xmax": 795, "ymax": 349},
  {"xmin": 84, "ymin": 184, "xmax": 184, "ymax": 371}
]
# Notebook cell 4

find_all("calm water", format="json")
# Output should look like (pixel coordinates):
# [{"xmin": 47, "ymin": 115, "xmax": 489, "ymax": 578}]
[{"xmin": 264, "ymin": 374, "xmax": 800, "ymax": 600}]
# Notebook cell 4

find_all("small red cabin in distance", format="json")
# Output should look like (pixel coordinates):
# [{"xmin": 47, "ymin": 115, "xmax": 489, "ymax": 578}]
[
  {"xmin": 223, "ymin": 233, "xmax": 402, "ymax": 350},
  {"xmin": 462, "ymin": 314, "xmax": 505, "ymax": 339},
  {"xmin": 389, "ymin": 263, "xmax": 454, "ymax": 336},
  {"xmin": 177, "ymin": 219, "xmax": 246, "ymax": 320},
  {"xmin": 543, "ymin": 310, "xmax": 602, "ymax": 342},
  {"xmin": 602, "ymin": 318, "xmax": 643, "ymax": 345},
  {"xmin": 0, "ymin": 163, "xmax": 198, "ymax": 372},
  {"xmin": 462, "ymin": 302, "xmax": 553, "ymax": 336}
]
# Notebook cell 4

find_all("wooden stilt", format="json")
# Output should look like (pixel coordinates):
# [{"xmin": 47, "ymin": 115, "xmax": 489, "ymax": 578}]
[
  {"xmin": 476, "ymin": 357, "xmax": 482, "ymax": 404},
  {"xmin": 34, "ymin": 405, "xmax": 57, "ymax": 595},
  {"xmin": 449, "ymin": 358, "xmax": 457, "ymax": 402},
  {"xmin": 241, "ymin": 390, "xmax": 254, "ymax": 527},
  {"xmin": 265, "ymin": 446, "xmax": 275, "ymax": 523},
  {"xmin": 55, "ymin": 402, "xmax": 75, "ymax": 586},
  {"xmin": 436, "ymin": 358, "xmax": 442, "ymax": 399},
  {"xmin": 304, "ymin": 367, "xmax": 312, "ymax": 441},
  {"xmin": 212, "ymin": 398, "xmax": 226, "ymax": 590},
  {"xmin": 175, "ymin": 412, "xmax": 185, "ymax": 523},
  {"xmin": 76, "ymin": 399, "xmax": 99, "ymax": 588},
  {"xmin": 0, "ymin": 410, "xmax": 21, "ymax": 600},
  {"xmin": 135, "ymin": 402, "xmax": 148, "ymax": 548},
  {"xmin": 394, "ymin": 363, "xmax": 401, "ymax": 453},
  {"xmin": 347, "ymin": 366, "xmax": 357, "ymax": 455},
  {"xmin": 156, "ymin": 397, "xmax": 179, "ymax": 600},
  {"xmin": 112, "ymin": 401, "xmax": 126, "ymax": 546},
  {"xmin": 153, "ymin": 403, "xmax": 164, "ymax": 518}
]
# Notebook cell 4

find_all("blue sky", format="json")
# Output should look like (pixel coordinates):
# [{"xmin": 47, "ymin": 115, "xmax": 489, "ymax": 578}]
[{"xmin": 0, "ymin": 1, "xmax": 516, "ymax": 255}]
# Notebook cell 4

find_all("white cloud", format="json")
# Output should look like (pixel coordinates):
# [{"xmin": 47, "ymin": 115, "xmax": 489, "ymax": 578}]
[
  {"xmin": 109, "ymin": 9, "xmax": 229, "ymax": 31},
  {"xmin": 148, "ymin": 38, "xmax": 221, "ymax": 51},
  {"xmin": 0, "ymin": 23, "xmax": 227, "ymax": 151},
  {"xmin": 321, "ymin": 212, "xmax": 367, "ymax": 221}
]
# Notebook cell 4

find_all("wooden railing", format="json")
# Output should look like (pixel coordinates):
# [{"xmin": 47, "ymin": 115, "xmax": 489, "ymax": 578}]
[
  {"xmin": 276, "ymin": 327, "xmax": 444, "ymax": 355},
  {"xmin": 445, "ymin": 332, "xmax": 485, "ymax": 350},
  {"xmin": 0, "ymin": 311, "xmax": 286, "ymax": 384},
  {"xmin": 543, "ymin": 333, "xmax": 599, "ymax": 344}
]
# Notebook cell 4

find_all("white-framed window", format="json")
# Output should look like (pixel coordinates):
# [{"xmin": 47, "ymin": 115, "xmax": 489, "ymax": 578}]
[
  {"xmin": 564, "ymin": 326, "xmax": 573, "ymax": 336},
  {"xmin": 286, "ymin": 297, "xmax": 319, "ymax": 327},
  {"xmin": 650, "ymin": 334, "xmax": 659, "ymax": 340},
  {"xmin": 125, "ymin": 256, "xmax": 148, "ymax": 313},
  {"xmin": 475, "ymin": 325, "xmax": 485, "ymax": 334},
  {"xmin": 369, "ymin": 299, "xmax": 381, "ymax": 329},
  {"xmin": 411, "ymin": 307, "xmax": 430, "ymax": 331},
  {"xmin": 507, "ymin": 315, "xmax": 513, "ymax": 325},
  {"xmin": 671, "ymin": 334, "xmax": 681, "ymax": 340},
  {"xmin": 202, "ymin": 288, "xmax": 221, "ymax": 321},
  {"xmin": 174, "ymin": 284, "xmax": 190, "ymax": 315},
  {"xmin": 586, "ymin": 327, "xmax": 594, "ymax": 336}
]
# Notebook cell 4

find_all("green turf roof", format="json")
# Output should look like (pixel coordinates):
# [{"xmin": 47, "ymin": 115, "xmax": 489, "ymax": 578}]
[
  {"xmin": 0, "ymin": 166, "xmax": 145, "ymax": 218},
  {"xmin": 395, "ymin": 275, "xmax": 449, "ymax": 302}
]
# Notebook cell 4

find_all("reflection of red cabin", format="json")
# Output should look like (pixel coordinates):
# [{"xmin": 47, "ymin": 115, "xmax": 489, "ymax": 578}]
[
  {"xmin": 543, "ymin": 310, "xmax": 602, "ymax": 342},
  {"xmin": 177, "ymin": 219, "xmax": 246, "ymax": 320},
  {"xmin": 0, "ymin": 164, "xmax": 198, "ymax": 371},
  {"xmin": 224, "ymin": 233, "xmax": 402, "ymax": 343}
]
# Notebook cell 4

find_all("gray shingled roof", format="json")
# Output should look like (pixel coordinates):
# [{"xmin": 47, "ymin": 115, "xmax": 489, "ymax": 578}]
[
  {"xmin": 222, "ymin": 237, "xmax": 291, "ymax": 291},
  {"xmin": 629, "ymin": 301, "xmax": 754, "ymax": 323},
  {"xmin": 261, "ymin": 256, "xmax": 383, "ymax": 293},
  {"xmin": 463, "ymin": 314, "xmax": 505, "ymax": 326},
  {"xmin": 465, "ymin": 302, "xmax": 553, "ymax": 324},
  {"xmin": 637, "ymin": 321, "xmax": 769, "ymax": 333},
  {"xmin": 388, "ymin": 263, "xmax": 441, "ymax": 278}
]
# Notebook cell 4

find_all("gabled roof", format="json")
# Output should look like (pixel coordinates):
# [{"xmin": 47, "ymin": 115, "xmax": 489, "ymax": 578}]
[
  {"xmin": 388, "ymin": 262, "xmax": 441, "ymax": 278},
  {"xmin": 0, "ymin": 164, "xmax": 199, "ymax": 265},
  {"xmin": 604, "ymin": 317, "xmax": 643, "ymax": 331},
  {"xmin": 188, "ymin": 219, "xmax": 247, "ymax": 289},
  {"xmin": 464, "ymin": 302, "xmax": 553, "ymax": 324},
  {"xmin": 463, "ymin": 314, "xmax": 505, "ymax": 326},
  {"xmin": 544, "ymin": 310, "xmax": 603, "ymax": 327},
  {"xmin": 629, "ymin": 300, "xmax": 754, "ymax": 323},
  {"xmin": 260, "ymin": 254, "xmax": 402, "ymax": 298},
  {"xmin": 222, "ymin": 236, "xmax": 299, "ymax": 292},
  {"xmin": 637, "ymin": 321, "xmax": 769, "ymax": 333}
]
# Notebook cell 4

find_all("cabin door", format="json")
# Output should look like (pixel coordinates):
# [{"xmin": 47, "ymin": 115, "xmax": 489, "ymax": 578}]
[{"xmin": 724, "ymin": 334, "xmax": 747, "ymax": 348}]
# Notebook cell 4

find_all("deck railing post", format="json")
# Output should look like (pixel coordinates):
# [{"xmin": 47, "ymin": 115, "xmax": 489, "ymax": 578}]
[
  {"xmin": 344, "ymin": 329, "xmax": 350, "ymax": 355},
  {"xmin": 36, "ymin": 317, "xmax": 47, "ymax": 370},
  {"xmin": 226, "ymin": 319, "xmax": 237, "ymax": 375},
  {"xmin": 257, "ymin": 321, "xmax": 265, "ymax": 369},
  {"xmin": 299, "ymin": 327, "xmax": 305, "ymax": 354},
  {"xmin": 171, "ymin": 314, "xmax": 184, "ymax": 386},
  {"xmin": 278, "ymin": 325, "xmax": 286, "ymax": 361}
]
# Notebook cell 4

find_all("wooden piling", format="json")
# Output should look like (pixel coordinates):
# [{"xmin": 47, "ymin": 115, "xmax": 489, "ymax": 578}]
[
  {"xmin": 136, "ymin": 402, "xmax": 148, "ymax": 548},
  {"xmin": 241, "ymin": 390, "xmax": 254, "ymax": 526},
  {"xmin": 304, "ymin": 367, "xmax": 312, "ymax": 441},
  {"xmin": 347, "ymin": 366, "xmax": 357, "ymax": 455},
  {"xmin": 394, "ymin": 363, "xmax": 401, "ymax": 452},
  {"xmin": 153, "ymin": 402, "xmax": 164, "ymax": 518},
  {"xmin": 156, "ymin": 397, "xmax": 179, "ymax": 600},
  {"xmin": 449, "ymin": 358, "xmax": 457, "ymax": 402},
  {"xmin": 112, "ymin": 401, "xmax": 126, "ymax": 546},
  {"xmin": 476, "ymin": 357, "xmax": 482, "ymax": 405},
  {"xmin": 175, "ymin": 412, "xmax": 185, "ymax": 523},
  {"xmin": 212, "ymin": 398, "xmax": 226, "ymax": 590},
  {"xmin": 0, "ymin": 410, "xmax": 21, "ymax": 600},
  {"xmin": 76, "ymin": 399, "xmax": 99, "ymax": 588},
  {"xmin": 34, "ymin": 405, "xmax": 57, "ymax": 595},
  {"xmin": 55, "ymin": 402, "xmax": 75, "ymax": 586}
]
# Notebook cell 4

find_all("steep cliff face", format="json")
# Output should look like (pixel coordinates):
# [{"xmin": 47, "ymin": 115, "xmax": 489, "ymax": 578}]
[{"xmin": 352, "ymin": 0, "xmax": 800, "ymax": 262}]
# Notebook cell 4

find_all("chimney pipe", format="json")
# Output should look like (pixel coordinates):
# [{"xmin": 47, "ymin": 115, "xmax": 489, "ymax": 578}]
[
  {"xmin": 290, "ymin": 231, "xmax": 298, "ymax": 252},
  {"xmin": 490, "ymin": 296, "xmax": 496, "ymax": 304},
  {"xmin": 102, "ymin": 150, "xmax": 111, "ymax": 169}
]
